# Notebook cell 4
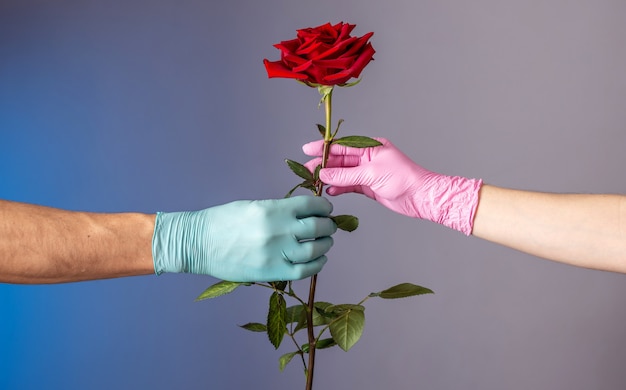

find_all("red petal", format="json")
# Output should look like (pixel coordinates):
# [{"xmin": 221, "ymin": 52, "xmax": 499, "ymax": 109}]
[
  {"xmin": 263, "ymin": 59, "xmax": 309, "ymax": 80},
  {"xmin": 292, "ymin": 60, "xmax": 314, "ymax": 73},
  {"xmin": 336, "ymin": 22, "xmax": 356, "ymax": 41},
  {"xmin": 339, "ymin": 32, "xmax": 374, "ymax": 58},
  {"xmin": 281, "ymin": 52, "xmax": 308, "ymax": 66},
  {"xmin": 274, "ymin": 38, "xmax": 300, "ymax": 53},
  {"xmin": 312, "ymin": 57, "xmax": 355, "ymax": 70},
  {"xmin": 322, "ymin": 43, "xmax": 375, "ymax": 83},
  {"xmin": 313, "ymin": 36, "xmax": 357, "ymax": 60},
  {"xmin": 296, "ymin": 40, "xmax": 324, "ymax": 56}
]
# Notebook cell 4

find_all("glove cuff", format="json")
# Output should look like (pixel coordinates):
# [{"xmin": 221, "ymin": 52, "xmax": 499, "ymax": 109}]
[
  {"xmin": 152, "ymin": 211, "xmax": 187, "ymax": 275},
  {"xmin": 418, "ymin": 175, "xmax": 483, "ymax": 236},
  {"xmin": 152, "ymin": 212, "xmax": 167, "ymax": 275}
]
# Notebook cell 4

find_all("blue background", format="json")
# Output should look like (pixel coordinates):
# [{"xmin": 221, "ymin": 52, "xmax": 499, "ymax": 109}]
[{"xmin": 2, "ymin": 1, "xmax": 626, "ymax": 389}]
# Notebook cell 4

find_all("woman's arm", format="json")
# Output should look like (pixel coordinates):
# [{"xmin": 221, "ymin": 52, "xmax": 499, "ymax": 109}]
[
  {"xmin": 472, "ymin": 185, "xmax": 626, "ymax": 272},
  {"xmin": 303, "ymin": 138, "xmax": 626, "ymax": 273}
]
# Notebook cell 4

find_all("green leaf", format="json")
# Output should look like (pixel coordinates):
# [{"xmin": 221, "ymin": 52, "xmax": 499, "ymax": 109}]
[
  {"xmin": 239, "ymin": 322, "xmax": 267, "ymax": 332},
  {"xmin": 316, "ymin": 337, "xmax": 337, "ymax": 350},
  {"xmin": 285, "ymin": 183, "xmax": 301, "ymax": 198},
  {"xmin": 286, "ymin": 304, "xmax": 307, "ymax": 333},
  {"xmin": 377, "ymin": 283, "xmax": 434, "ymax": 299},
  {"xmin": 332, "ymin": 136, "xmax": 383, "ymax": 148},
  {"xmin": 329, "ymin": 309, "xmax": 365, "ymax": 352},
  {"xmin": 195, "ymin": 280, "xmax": 244, "ymax": 301},
  {"xmin": 331, "ymin": 215, "xmax": 359, "ymax": 232},
  {"xmin": 267, "ymin": 292, "xmax": 287, "ymax": 349},
  {"xmin": 287, "ymin": 281, "xmax": 294, "ymax": 295},
  {"xmin": 294, "ymin": 319, "xmax": 307, "ymax": 333},
  {"xmin": 301, "ymin": 337, "xmax": 337, "ymax": 353},
  {"xmin": 325, "ymin": 304, "xmax": 365, "ymax": 314},
  {"xmin": 270, "ymin": 281, "xmax": 288, "ymax": 292},
  {"xmin": 288, "ymin": 302, "xmax": 333, "ymax": 332},
  {"xmin": 312, "ymin": 302, "xmax": 334, "ymax": 326},
  {"xmin": 313, "ymin": 165, "xmax": 322, "ymax": 181},
  {"xmin": 279, "ymin": 351, "xmax": 299, "ymax": 372},
  {"xmin": 301, "ymin": 182, "xmax": 317, "ymax": 193},
  {"xmin": 331, "ymin": 119, "xmax": 344, "ymax": 139},
  {"xmin": 316, "ymin": 124, "xmax": 326, "ymax": 137},
  {"xmin": 285, "ymin": 305, "xmax": 304, "ymax": 324},
  {"xmin": 286, "ymin": 159, "xmax": 314, "ymax": 181},
  {"xmin": 285, "ymin": 180, "xmax": 317, "ymax": 198},
  {"xmin": 316, "ymin": 306, "xmax": 340, "ymax": 321}
]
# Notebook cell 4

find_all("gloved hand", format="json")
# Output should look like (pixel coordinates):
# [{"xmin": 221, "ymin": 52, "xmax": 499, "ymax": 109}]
[
  {"xmin": 303, "ymin": 138, "xmax": 482, "ymax": 235},
  {"xmin": 152, "ymin": 196, "xmax": 337, "ymax": 282}
]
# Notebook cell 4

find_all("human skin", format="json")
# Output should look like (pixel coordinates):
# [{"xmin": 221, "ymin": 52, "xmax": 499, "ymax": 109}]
[
  {"xmin": 0, "ymin": 196, "xmax": 337, "ymax": 284},
  {"xmin": 472, "ymin": 185, "xmax": 626, "ymax": 273},
  {"xmin": 303, "ymin": 138, "xmax": 626, "ymax": 273},
  {"xmin": 0, "ymin": 199, "xmax": 155, "ymax": 284}
]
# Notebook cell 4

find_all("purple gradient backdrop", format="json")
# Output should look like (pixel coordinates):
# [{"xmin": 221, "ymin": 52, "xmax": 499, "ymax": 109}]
[{"xmin": 2, "ymin": 1, "xmax": 626, "ymax": 389}]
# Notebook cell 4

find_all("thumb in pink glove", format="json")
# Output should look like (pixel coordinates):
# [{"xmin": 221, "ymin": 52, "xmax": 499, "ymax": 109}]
[{"xmin": 302, "ymin": 138, "xmax": 482, "ymax": 235}]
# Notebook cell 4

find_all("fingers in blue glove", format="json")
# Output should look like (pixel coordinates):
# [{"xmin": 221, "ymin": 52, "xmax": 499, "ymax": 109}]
[
  {"xmin": 288, "ymin": 195, "xmax": 334, "ymax": 218},
  {"xmin": 282, "ymin": 236, "xmax": 335, "ymax": 264},
  {"xmin": 281, "ymin": 196, "xmax": 337, "ymax": 264},
  {"xmin": 152, "ymin": 195, "xmax": 338, "ymax": 282},
  {"xmin": 283, "ymin": 255, "xmax": 328, "ymax": 280},
  {"xmin": 293, "ymin": 215, "xmax": 338, "ymax": 241}
]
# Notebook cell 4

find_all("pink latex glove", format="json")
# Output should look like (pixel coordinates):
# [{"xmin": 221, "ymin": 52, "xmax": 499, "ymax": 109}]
[{"xmin": 302, "ymin": 138, "xmax": 483, "ymax": 235}]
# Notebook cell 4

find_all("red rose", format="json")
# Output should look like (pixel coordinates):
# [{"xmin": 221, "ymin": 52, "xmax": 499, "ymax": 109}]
[{"xmin": 263, "ymin": 22, "xmax": 375, "ymax": 86}]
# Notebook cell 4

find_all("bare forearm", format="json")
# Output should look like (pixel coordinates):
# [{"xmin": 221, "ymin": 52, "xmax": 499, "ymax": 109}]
[
  {"xmin": 472, "ymin": 185, "xmax": 626, "ymax": 272},
  {"xmin": 0, "ymin": 200, "xmax": 155, "ymax": 284}
]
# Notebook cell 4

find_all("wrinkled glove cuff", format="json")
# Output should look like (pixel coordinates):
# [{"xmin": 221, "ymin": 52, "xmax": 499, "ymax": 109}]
[
  {"xmin": 152, "ymin": 212, "xmax": 167, "ymax": 275},
  {"xmin": 152, "ymin": 211, "xmax": 188, "ymax": 275},
  {"xmin": 417, "ymin": 175, "xmax": 483, "ymax": 236}
]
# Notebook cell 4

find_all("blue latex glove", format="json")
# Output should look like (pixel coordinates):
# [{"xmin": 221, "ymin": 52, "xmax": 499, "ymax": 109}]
[{"xmin": 152, "ymin": 196, "xmax": 337, "ymax": 282}]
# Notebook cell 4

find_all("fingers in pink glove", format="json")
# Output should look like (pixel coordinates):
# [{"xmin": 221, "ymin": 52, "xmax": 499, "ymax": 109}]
[
  {"xmin": 303, "ymin": 156, "xmax": 371, "ymax": 197},
  {"xmin": 303, "ymin": 155, "xmax": 361, "ymax": 173},
  {"xmin": 302, "ymin": 137, "xmax": 390, "ymax": 195},
  {"xmin": 302, "ymin": 138, "xmax": 388, "ymax": 157},
  {"xmin": 300, "ymin": 137, "xmax": 482, "ymax": 236}
]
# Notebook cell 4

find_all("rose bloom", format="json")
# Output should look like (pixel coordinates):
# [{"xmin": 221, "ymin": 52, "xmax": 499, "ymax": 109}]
[{"xmin": 264, "ymin": 22, "xmax": 375, "ymax": 86}]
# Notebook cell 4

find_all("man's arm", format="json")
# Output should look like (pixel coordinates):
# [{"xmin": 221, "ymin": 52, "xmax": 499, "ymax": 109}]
[
  {"xmin": 472, "ymin": 185, "xmax": 626, "ymax": 273},
  {"xmin": 1, "ymin": 196, "xmax": 338, "ymax": 284},
  {"xmin": 0, "ymin": 200, "xmax": 155, "ymax": 284}
]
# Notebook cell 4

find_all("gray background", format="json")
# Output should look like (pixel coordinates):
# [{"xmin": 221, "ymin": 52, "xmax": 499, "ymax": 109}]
[{"xmin": 1, "ymin": 0, "xmax": 626, "ymax": 389}]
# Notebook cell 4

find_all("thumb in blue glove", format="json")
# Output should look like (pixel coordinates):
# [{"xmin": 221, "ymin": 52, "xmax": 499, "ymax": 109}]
[{"xmin": 151, "ymin": 196, "xmax": 337, "ymax": 282}]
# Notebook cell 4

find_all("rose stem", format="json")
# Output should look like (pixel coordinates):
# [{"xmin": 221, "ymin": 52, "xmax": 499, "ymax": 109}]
[{"xmin": 305, "ymin": 87, "xmax": 333, "ymax": 390}]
